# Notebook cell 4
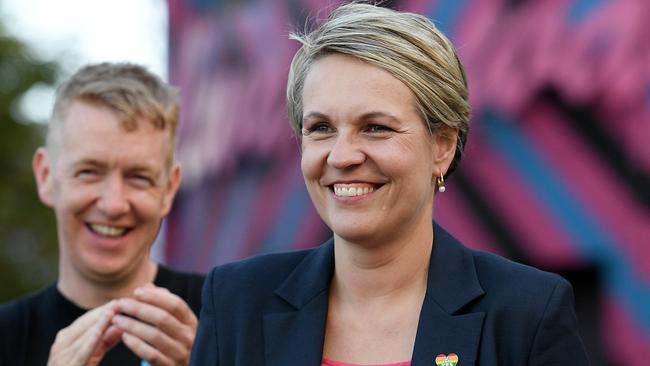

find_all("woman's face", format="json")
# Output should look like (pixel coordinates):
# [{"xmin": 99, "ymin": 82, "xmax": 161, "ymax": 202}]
[{"xmin": 300, "ymin": 53, "xmax": 449, "ymax": 245}]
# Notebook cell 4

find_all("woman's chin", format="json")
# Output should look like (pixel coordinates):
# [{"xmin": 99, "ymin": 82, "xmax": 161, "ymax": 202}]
[{"xmin": 332, "ymin": 225, "xmax": 388, "ymax": 247}]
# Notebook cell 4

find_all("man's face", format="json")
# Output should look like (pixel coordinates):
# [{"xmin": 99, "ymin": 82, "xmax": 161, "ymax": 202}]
[{"xmin": 34, "ymin": 100, "xmax": 180, "ymax": 284}]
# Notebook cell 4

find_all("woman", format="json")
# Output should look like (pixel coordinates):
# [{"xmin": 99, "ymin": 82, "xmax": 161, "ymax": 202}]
[{"xmin": 191, "ymin": 3, "xmax": 589, "ymax": 365}]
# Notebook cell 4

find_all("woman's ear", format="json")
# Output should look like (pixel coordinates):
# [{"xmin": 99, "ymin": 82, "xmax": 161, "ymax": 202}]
[
  {"xmin": 433, "ymin": 126, "xmax": 458, "ymax": 174},
  {"xmin": 33, "ymin": 147, "xmax": 55, "ymax": 208}
]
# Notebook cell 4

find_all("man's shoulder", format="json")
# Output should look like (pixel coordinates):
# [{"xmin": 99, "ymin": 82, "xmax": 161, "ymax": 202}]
[
  {"xmin": 155, "ymin": 265, "xmax": 206, "ymax": 316},
  {"xmin": 0, "ymin": 284, "xmax": 55, "ymax": 325},
  {"xmin": 156, "ymin": 265, "xmax": 205, "ymax": 289},
  {"xmin": 0, "ymin": 284, "xmax": 59, "ymax": 364}
]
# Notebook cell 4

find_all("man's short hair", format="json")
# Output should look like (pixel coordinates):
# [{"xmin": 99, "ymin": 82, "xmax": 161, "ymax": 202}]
[
  {"xmin": 48, "ymin": 62, "xmax": 179, "ymax": 167},
  {"xmin": 287, "ymin": 3, "xmax": 470, "ymax": 176}
]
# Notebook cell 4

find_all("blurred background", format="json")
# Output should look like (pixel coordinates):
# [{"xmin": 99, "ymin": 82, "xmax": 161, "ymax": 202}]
[{"xmin": 1, "ymin": 0, "xmax": 648, "ymax": 364}]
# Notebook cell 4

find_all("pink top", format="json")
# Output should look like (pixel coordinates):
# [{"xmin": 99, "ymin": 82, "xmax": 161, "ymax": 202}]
[{"xmin": 322, "ymin": 359, "xmax": 410, "ymax": 366}]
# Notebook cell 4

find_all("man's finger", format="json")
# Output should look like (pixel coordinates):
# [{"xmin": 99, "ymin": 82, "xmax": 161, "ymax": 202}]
[
  {"xmin": 97, "ymin": 325, "xmax": 123, "ymax": 353},
  {"xmin": 55, "ymin": 301, "xmax": 114, "ymax": 344},
  {"xmin": 47, "ymin": 305, "xmax": 115, "ymax": 366},
  {"xmin": 133, "ymin": 285, "xmax": 197, "ymax": 327},
  {"xmin": 121, "ymin": 332, "xmax": 174, "ymax": 366},
  {"xmin": 115, "ymin": 296, "xmax": 196, "ymax": 348},
  {"xmin": 111, "ymin": 314, "xmax": 188, "ymax": 357}
]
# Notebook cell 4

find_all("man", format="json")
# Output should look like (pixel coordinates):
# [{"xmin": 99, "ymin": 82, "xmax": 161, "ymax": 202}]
[{"xmin": 0, "ymin": 63, "xmax": 204, "ymax": 365}]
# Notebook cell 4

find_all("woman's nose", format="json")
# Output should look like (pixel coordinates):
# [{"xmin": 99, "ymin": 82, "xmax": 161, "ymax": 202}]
[{"xmin": 326, "ymin": 133, "xmax": 366, "ymax": 169}]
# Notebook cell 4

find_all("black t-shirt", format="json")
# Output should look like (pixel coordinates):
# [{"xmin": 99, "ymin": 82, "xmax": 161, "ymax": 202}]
[{"xmin": 0, "ymin": 265, "xmax": 204, "ymax": 366}]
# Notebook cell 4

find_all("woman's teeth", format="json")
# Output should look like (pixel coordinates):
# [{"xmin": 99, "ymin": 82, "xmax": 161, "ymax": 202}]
[{"xmin": 333, "ymin": 185, "xmax": 375, "ymax": 197}]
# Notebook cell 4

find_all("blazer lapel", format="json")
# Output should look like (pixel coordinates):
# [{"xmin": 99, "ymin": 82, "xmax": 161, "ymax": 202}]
[
  {"xmin": 412, "ymin": 224, "xmax": 486, "ymax": 366},
  {"xmin": 264, "ymin": 240, "xmax": 334, "ymax": 366}
]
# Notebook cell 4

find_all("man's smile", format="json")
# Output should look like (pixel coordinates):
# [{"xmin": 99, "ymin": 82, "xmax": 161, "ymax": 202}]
[{"xmin": 87, "ymin": 223, "xmax": 130, "ymax": 238}]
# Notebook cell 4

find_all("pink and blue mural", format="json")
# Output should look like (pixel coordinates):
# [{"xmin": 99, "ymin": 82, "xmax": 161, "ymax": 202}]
[{"xmin": 166, "ymin": 0, "xmax": 650, "ymax": 364}]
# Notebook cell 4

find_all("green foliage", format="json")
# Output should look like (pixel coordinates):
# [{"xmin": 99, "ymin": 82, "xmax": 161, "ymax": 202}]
[{"xmin": 0, "ymin": 23, "xmax": 60, "ymax": 302}]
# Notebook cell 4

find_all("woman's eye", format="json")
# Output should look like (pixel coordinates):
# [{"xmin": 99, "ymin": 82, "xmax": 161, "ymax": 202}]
[
  {"xmin": 303, "ymin": 122, "xmax": 334, "ymax": 135},
  {"xmin": 367, "ymin": 124, "xmax": 390, "ymax": 133}
]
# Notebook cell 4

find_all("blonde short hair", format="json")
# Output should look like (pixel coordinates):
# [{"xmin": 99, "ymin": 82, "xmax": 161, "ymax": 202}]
[
  {"xmin": 48, "ymin": 62, "xmax": 179, "ymax": 166},
  {"xmin": 287, "ymin": 2, "xmax": 470, "ymax": 175}
]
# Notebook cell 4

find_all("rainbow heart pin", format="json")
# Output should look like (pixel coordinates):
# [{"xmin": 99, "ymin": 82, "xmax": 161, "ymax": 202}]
[{"xmin": 435, "ymin": 353, "xmax": 458, "ymax": 366}]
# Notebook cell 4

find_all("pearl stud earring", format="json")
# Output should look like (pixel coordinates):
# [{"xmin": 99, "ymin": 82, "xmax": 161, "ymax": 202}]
[{"xmin": 436, "ymin": 173, "xmax": 446, "ymax": 193}]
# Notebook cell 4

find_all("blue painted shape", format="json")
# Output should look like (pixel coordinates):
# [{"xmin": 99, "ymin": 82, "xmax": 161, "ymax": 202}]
[
  {"xmin": 428, "ymin": 0, "xmax": 467, "ymax": 36},
  {"xmin": 480, "ymin": 110, "xmax": 650, "ymax": 334},
  {"xmin": 191, "ymin": 0, "xmax": 220, "ymax": 12},
  {"xmin": 567, "ymin": 0, "xmax": 607, "ymax": 23}
]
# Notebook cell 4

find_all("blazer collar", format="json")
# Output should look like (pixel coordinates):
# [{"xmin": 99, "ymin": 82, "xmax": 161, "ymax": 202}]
[
  {"xmin": 264, "ymin": 240, "xmax": 334, "ymax": 365},
  {"xmin": 411, "ymin": 223, "xmax": 485, "ymax": 366},
  {"xmin": 265, "ymin": 224, "xmax": 486, "ymax": 366},
  {"xmin": 274, "ymin": 239, "xmax": 335, "ymax": 308},
  {"xmin": 428, "ymin": 223, "xmax": 485, "ymax": 313}
]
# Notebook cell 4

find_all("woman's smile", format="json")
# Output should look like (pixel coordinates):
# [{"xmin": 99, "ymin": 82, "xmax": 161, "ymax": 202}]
[{"xmin": 332, "ymin": 183, "xmax": 376, "ymax": 198}]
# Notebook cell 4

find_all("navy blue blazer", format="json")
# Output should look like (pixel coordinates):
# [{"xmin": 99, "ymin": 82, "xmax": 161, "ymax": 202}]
[{"xmin": 191, "ymin": 224, "xmax": 589, "ymax": 365}]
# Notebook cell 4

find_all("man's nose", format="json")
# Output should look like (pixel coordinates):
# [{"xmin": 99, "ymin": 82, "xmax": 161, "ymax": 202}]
[
  {"xmin": 97, "ymin": 175, "xmax": 129, "ymax": 217},
  {"xmin": 326, "ymin": 132, "xmax": 366, "ymax": 169}
]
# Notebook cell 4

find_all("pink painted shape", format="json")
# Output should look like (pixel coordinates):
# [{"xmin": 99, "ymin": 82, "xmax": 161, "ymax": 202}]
[
  {"xmin": 397, "ymin": 0, "xmax": 434, "ymax": 13},
  {"xmin": 599, "ymin": 105, "xmax": 650, "ymax": 175},
  {"xmin": 459, "ymin": 0, "xmax": 571, "ymax": 115},
  {"xmin": 581, "ymin": 0, "xmax": 650, "ymax": 112},
  {"xmin": 602, "ymin": 296, "xmax": 650, "ymax": 365},
  {"xmin": 625, "ymin": 110, "xmax": 650, "ymax": 173}
]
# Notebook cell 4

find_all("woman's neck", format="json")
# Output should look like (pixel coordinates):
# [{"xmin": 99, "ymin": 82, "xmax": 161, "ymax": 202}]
[{"xmin": 332, "ymin": 219, "xmax": 433, "ymax": 302}]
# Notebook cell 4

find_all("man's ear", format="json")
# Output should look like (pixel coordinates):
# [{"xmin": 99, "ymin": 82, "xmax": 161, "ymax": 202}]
[
  {"xmin": 33, "ymin": 147, "xmax": 55, "ymax": 208},
  {"xmin": 433, "ymin": 126, "xmax": 458, "ymax": 175},
  {"xmin": 161, "ymin": 163, "xmax": 181, "ymax": 216}
]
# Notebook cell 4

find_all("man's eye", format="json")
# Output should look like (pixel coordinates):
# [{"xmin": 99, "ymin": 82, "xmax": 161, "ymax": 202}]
[
  {"xmin": 76, "ymin": 169, "xmax": 97, "ymax": 177},
  {"xmin": 131, "ymin": 175, "xmax": 154, "ymax": 186}
]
